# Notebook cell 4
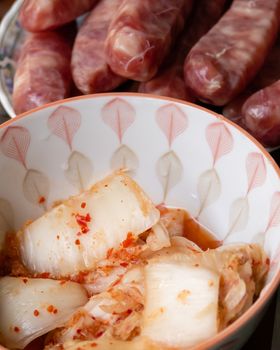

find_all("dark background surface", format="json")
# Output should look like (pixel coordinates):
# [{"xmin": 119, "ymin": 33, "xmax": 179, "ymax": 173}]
[{"xmin": 0, "ymin": 1, "xmax": 279, "ymax": 349}]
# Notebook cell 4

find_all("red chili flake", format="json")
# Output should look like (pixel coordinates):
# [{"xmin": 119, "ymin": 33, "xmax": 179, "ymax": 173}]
[
  {"xmin": 81, "ymin": 226, "xmax": 89, "ymax": 234},
  {"xmin": 266, "ymin": 258, "xmax": 270, "ymax": 265},
  {"xmin": 14, "ymin": 326, "xmax": 20, "ymax": 333},
  {"xmin": 56, "ymin": 235, "xmax": 60, "ymax": 240},
  {"xmin": 122, "ymin": 232, "xmax": 135, "ymax": 248},
  {"xmin": 95, "ymin": 331, "xmax": 104, "ymax": 338},
  {"xmin": 22, "ymin": 278, "xmax": 28, "ymax": 284},
  {"xmin": 75, "ymin": 213, "xmax": 91, "ymax": 234},
  {"xmin": 33, "ymin": 309, "xmax": 39, "ymax": 317},
  {"xmin": 111, "ymin": 277, "xmax": 122, "ymax": 287},
  {"xmin": 47, "ymin": 305, "xmax": 54, "ymax": 313},
  {"xmin": 75, "ymin": 217, "xmax": 84, "ymax": 226},
  {"xmin": 81, "ymin": 202, "xmax": 86, "ymax": 209},
  {"xmin": 120, "ymin": 262, "xmax": 128, "ymax": 267},
  {"xmin": 75, "ymin": 239, "xmax": 80, "ymax": 245},
  {"xmin": 76, "ymin": 329, "xmax": 82, "ymax": 334},
  {"xmin": 53, "ymin": 308, "xmax": 58, "ymax": 314},
  {"xmin": 38, "ymin": 196, "xmax": 46, "ymax": 204},
  {"xmin": 91, "ymin": 343, "xmax": 97, "ymax": 348},
  {"xmin": 76, "ymin": 213, "xmax": 91, "ymax": 224}
]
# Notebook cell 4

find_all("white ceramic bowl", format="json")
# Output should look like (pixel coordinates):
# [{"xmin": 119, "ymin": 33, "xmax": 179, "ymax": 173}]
[
  {"xmin": 0, "ymin": 0, "xmax": 279, "ymax": 155},
  {"xmin": 0, "ymin": 93, "xmax": 280, "ymax": 350}
]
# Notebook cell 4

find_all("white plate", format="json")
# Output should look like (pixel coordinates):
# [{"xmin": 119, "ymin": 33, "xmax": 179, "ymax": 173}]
[{"xmin": 0, "ymin": 0, "xmax": 24, "ymax": 118}]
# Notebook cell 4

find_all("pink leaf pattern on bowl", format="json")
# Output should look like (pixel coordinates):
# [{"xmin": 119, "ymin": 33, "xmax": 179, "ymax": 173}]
[
  {"xmin": 156, "ymin": 103, "xmax": 188, "ymax": 147},
  {"xmin": 196, "ymin": 122, "xmax": 233, "ymax": 217},
  {"xmin": 157, "ymin": 150, "xmax": 183, "ymax": 202},
  {"xmin": 111, "ymin": 144, "xmax": 138, "ymax": 172},
  {"xmin": 197, "ymin": 168, "xmax": 221, "ymax": 218},
  {"xmin": 0, "ymin": 126, "xmax": 30, "ymax": 169},
  {"xmin": 227, "ymin": 197, "xmax": 249, "ymax": 238},
  {"xmin": 23, "ymin": 169, "xmax": 50, "ymax": 209},
  {"xmin": 48, "ymin": 106, "xmax": 82, "ymax": 150},
  {"xmin": 0, "ymin": 126, "xmax": 51, "ymax": 210},
  {"xmin": 65, "ymin": 151, "xmax": 93, "ymax": 192},
  {"xmin": 264, "ymin": 191, "xmax": 280, "ymax": 233},
  {"xmin": 102, "ymin": 98, "xmax": 136, "ymax": 143},
  {"xmin": 225, "ymin": 152, "xmax": 267, "ymax": 240},
  {"xmin": 246, "ymin": 152, "xmax": 267, "ymax": 194},
  {"xmin": 155, "ymin": 103, "xmax": 187, "ymax": 201},
  {"xmin": 206, "ymin": 122, "xmax": 233, "ymax": 166}
]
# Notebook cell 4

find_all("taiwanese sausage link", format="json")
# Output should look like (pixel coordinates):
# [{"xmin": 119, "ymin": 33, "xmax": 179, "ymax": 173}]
[
  {"xmin": 19, "ymin": 0, "xmax": 98, "ymax": 32},
  {"xmin": 138, "ymin": 0, "xmax": 227, "ymax": 100},
  {"xmin": 138, "ymin": 69, "xmax": 194, "ymax": 101},
  {"xmin": 241, "ymin": 80, "xmax": 280, "ymax": 147},
  {"xmin": 184, "ymin": 0, "xmax": 280, "ymax": 106},
  {"xmin": 105, "ymin": 0, "xmax": 193, "ymax": 82},
  {"xmin": 72, "ymin": 0, "xmax": 126, "ymax": 94},
  {"xmin": 13, "ymin": 32, "xmax": 72, "ymax": 115},
  {"xmin": 223, "ymin": 39, "xmax": 280, "ymax": 122}
]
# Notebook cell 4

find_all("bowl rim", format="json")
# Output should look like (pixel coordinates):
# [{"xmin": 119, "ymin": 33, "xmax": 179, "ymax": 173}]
[{"xmin": 1, "ymin": 92, "xmax": 279, "ymax": 349}]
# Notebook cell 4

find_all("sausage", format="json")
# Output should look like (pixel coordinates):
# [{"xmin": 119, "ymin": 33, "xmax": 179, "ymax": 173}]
[
  {"xmin": 184, "ymin": 0, "xmax": 280, "ymax": 106},
  {"xmin": 181, "ymin": 0, "xmax": 229, "ymax": 52},
  {"xmin": 19, "ymin": 0, "xmax": 98, "ymax": 32},
  {"xmin": 138, "ymin": 68, "xmax": 194, "ymax": 101},
  {"xmin": 138, "ymin": 0, "xmax": 227, "ymax": 100},
  {"xmin": 223, "ymin": 39, "xmax": 280, "ymax": 122},
  {"xmin": 105, "ymin": 0, "xmax": 193, "ymax": 82},
  {"xmin": 241, "ymin": 80, "xmax": 280, "ymax": 147},
  {"xmin": 72, "ymin": 0, "xmax": 126, "ymax": 94},
  {"xmin": 13, "ymin": 32, "xmax": 72, "ymax": 115}
]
